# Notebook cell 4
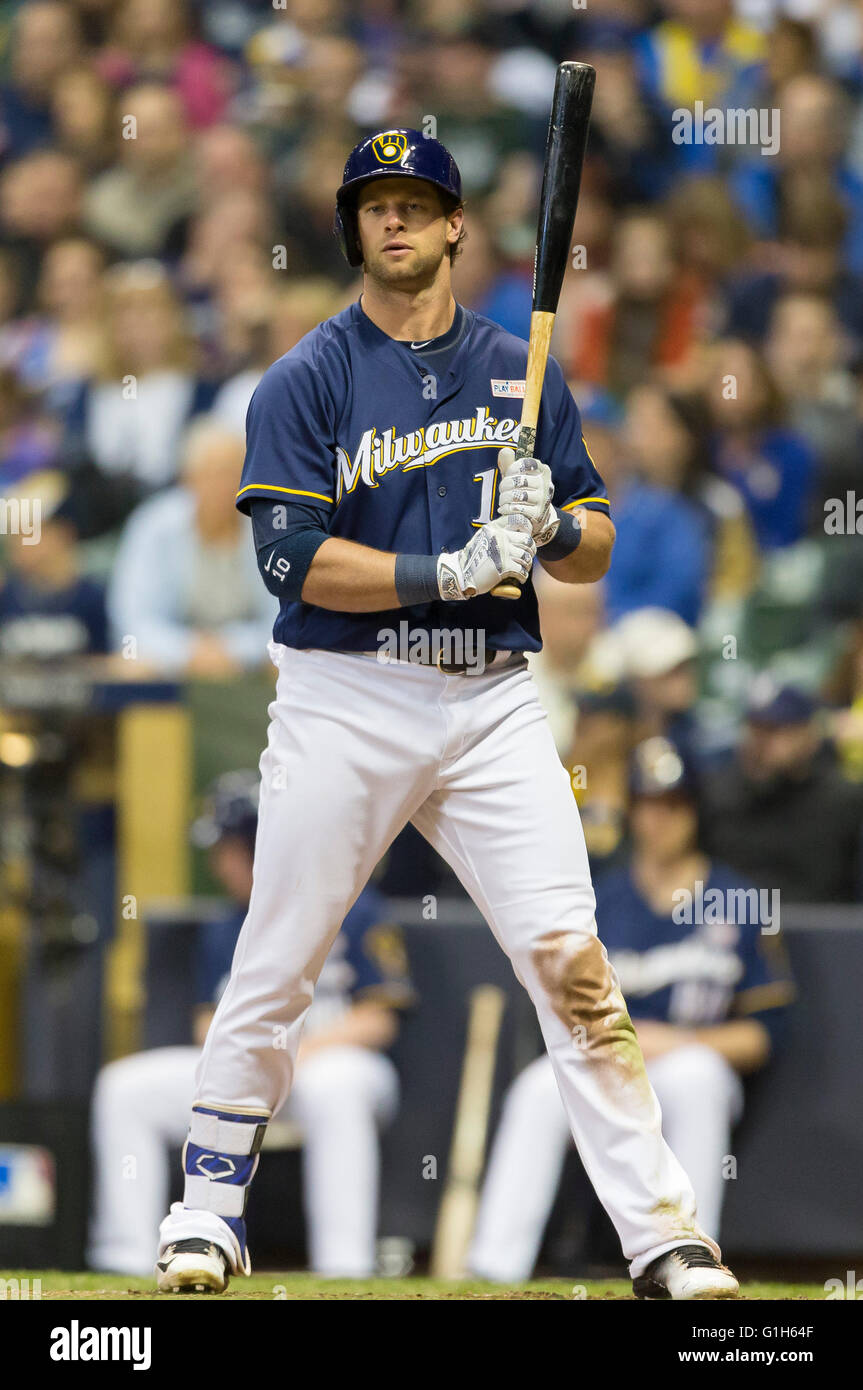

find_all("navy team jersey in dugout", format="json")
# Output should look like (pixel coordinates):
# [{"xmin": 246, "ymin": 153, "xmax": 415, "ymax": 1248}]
[
  {"xmin": 236, "ymin": 299, "xmax": 611, "ymax": 652},
  {"xmin": 595, "ymin": 863, "xmax": 795, "ymax": 1031}
]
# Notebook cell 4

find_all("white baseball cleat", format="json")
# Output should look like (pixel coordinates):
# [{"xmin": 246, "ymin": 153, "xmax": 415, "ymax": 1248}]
[
  {"xmin": 156, "ymin": 1237, "xmax": 230, "ymax": 1294},
  {"xmin": 633, "ymin": 1244, "xmax": 740, "ymax": 1300}
]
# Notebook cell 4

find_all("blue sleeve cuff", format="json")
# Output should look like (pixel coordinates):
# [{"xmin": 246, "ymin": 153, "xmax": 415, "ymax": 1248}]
[
  {"xmin": 542, "ymin": 508, "xmax": 582, "ymax": 561},
  {"xmin": 249, "ymin": 497, "xmax": 330, "ymax": 601}
]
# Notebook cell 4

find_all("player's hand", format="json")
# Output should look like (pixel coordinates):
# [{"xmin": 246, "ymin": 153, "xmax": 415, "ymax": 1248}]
[
  {"xmin": 496, "ymin": 446, "xmax": 560, "ymax": 547},
  {"xmin": 437, "ymin": 515, "xmax": 536, "ymax": 600}
]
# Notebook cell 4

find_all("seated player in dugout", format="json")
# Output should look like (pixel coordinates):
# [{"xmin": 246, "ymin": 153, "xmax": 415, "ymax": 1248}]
[
  {"xmin": 156, "ymin": 128, "xmax": 741, "ymax": 1300},
  {"xmin": 468, "ymin": 737, "xmax": 794, "ymax": 1283},
  {"xmin": 89, "ymin": 773, "xmax": 413, "ymax": 1279}
]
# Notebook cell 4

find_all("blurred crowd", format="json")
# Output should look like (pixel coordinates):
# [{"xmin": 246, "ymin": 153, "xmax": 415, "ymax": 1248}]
[{"xmin": 0, "ymin": 0, "xmax": 862, "ymax": 898}]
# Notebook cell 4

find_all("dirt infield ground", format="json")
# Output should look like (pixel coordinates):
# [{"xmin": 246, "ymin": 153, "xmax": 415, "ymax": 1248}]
[{"xmin": 0, "ymin": 1272, "xmax": 828, "ymax": 1300}]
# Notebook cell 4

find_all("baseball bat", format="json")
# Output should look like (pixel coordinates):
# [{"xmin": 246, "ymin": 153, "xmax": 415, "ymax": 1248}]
[
  {"xmin": 430, "ymin": 984, "xmax": 506, "ymax": 1279},
  {"xmin": 492, "ymin": 60, "xmax": 596, "ymax": 599}
]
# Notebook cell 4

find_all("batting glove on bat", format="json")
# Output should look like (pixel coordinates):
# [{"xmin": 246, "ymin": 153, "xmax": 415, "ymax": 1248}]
[
  {"xmin": 437, "ymin": 515, "xmax": 536, "ymax": 600},
  {"xmin": 496, "ymin": 446, "xmax": 560, "ymax": 547}
]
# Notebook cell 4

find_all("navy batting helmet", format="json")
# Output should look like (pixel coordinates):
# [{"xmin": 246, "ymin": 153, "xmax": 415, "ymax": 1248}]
[
  {"xmin": 334, "ymin": 128, "xmax": 463, "ymax": 267},
  {"xmin": 190, "ymin": 771, "xmax": 259, "ymax": 851},
  {"xmin": 629, "ymin": 737, "xmax": 697, "ymax": 801}
]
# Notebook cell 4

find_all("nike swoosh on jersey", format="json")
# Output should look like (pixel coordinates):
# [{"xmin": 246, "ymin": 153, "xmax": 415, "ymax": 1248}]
[{"xmin": 410, "ymin": 340, "xmax": 432, "ymax": 349}]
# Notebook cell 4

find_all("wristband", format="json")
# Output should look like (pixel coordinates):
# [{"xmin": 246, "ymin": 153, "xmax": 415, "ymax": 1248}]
[
  {"xmin": 395, "ymin": 553, "xmax": 441, "ymax": 606},
  {"xmin": 541, "ymin": 509, "xmax": 582, "ymax": 561}
]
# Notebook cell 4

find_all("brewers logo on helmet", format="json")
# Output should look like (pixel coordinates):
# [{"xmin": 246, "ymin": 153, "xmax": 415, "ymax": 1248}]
[
  {"xmin": 334, "ymin": 127, "xmax": 463, "ymax": 267},
  {"xmin": 372, "ymin": 132, "xmax": 408, "ymax": 164}
]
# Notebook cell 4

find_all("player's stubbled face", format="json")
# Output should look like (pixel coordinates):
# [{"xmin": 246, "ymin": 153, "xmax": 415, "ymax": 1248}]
[{"xmin": 357, "ymin": 177, "xmax": 456, "ymax": 286}]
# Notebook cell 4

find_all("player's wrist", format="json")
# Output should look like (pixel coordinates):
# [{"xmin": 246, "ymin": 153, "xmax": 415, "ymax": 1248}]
[
  {"xmin": 394, "ymin": 553, "xmax": 443, "ymax": 606},
  {"xmin": 540, "ymin": 507, "xmax": 582, "ymax": 560}
]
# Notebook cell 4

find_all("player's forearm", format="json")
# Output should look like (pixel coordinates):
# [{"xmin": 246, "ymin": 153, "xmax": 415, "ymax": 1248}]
[
  {"xmin": 539, "ymin": 509, "xmax": 615, "ymax": 584},
  {"xmin": 691, "ymin": 1018, "xmax": 771, "ymax": 1074},
  {"xmin": 302, "ymin": 522, "xmax": 536, "ymax": 611},
  {"xmin": 301, "ymin": 536, "xmax": 400, "ymax": 611}
]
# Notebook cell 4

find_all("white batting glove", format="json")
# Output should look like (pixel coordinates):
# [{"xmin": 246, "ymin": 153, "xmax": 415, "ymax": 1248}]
[
  {"xmin": 496, "ymin": 446, "xmax": 560, "ymax": 547},
  {"xmin": 437, "ymin": 514, "xmax": 536, "ymax": 600}
]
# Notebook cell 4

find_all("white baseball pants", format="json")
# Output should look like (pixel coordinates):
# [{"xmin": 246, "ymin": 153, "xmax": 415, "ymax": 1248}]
[
  {"xmin": 165, "ymin": 647, "xmax": 716, "ymax": 1278},
  {"xmin": 90, "ymin": 1043, "xmax": 398, "ymax": 1276},
  {"xmin": 469, "ymin": 1047, "xmax": 744, "ymax": 1282}
]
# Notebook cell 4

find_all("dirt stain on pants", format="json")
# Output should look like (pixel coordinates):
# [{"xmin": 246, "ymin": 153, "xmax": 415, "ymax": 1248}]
[
  {"xmin": 531, "ymin": 929, "xmax": 717, "ymax": 1256},
  {"xmin": 531, "ymin": 929, "xmax": 655, "ymax": 1114}
]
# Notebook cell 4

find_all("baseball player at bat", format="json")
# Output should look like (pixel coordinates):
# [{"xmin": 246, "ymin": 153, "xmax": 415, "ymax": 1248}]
[{"xmin": 155, "ymin": 128, "xmax": 739, "ymax": 1299}]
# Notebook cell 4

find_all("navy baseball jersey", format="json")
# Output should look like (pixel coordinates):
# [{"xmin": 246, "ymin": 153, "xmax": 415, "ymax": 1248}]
[
  {"xmin": 195, "ymin": 885, "xmax": 414, "ymax": 1033},
  {"xmin": 0, "ymin": 573, "xmax": 108, "ymax": 657},
  {"xmin": 595, "ymin": 863, "xmax": 794, "ymax": 1029},
  {"xmin": 236, "ymin": 299, "xmax": 610, "ymax": 653}
]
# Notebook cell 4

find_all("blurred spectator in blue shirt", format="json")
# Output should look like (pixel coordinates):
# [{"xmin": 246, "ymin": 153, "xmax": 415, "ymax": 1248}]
[
  {"xmin": 451, "ymin": 207, "xmax": 532, "ymax": 340},
  {"xmin": 0, "ymin": 238, "xmax": 106, "ymax": 412},
  {"xmin": 0, "ymin": 369, "xmax": 62, "ymax": 490},
  {"xmin": 604, "ymin": 384, "xmax": 712, "ymax": 625},
  {"xmin": 211, "ymin": 278, "xmax": 342, "ymax": 438},
  {"xmin": 765, "ymin": 290, "xmax": 862, "ymax": 527},
  {"xmin": 0, "ymin": 150, "xmax": 84, "ymax": 308},
  {"xmin": 0, "ymin": 2, "xmax": 84, "ymax": 159},
  {"xmin": 705, "ymin": 339, "xmax": 815, "ymax": 550},
  {"xmin": 634, "ymin": 0, "xmax": 767, "ymax": 175},
  {"xmin": 107, "ymin": 418, "xmax": 276, "ymax": 677},
  {"xmin": 66, "ymin": 261, "xmax": 213, "ymax": 504},
  {"xmin": 730, "ymin": 73, "xmax": 863, "ymax": 275},
  {"xmin": 0, "ymin": 469, "xmax": 107, "ymax": 659},
  {"xmin": 580, "ymin": 38, "xmax": 676, "ymax": 204},
  {"xmin": 724, "ymin": 189, "xmax": 863, "ymax": 353}
]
